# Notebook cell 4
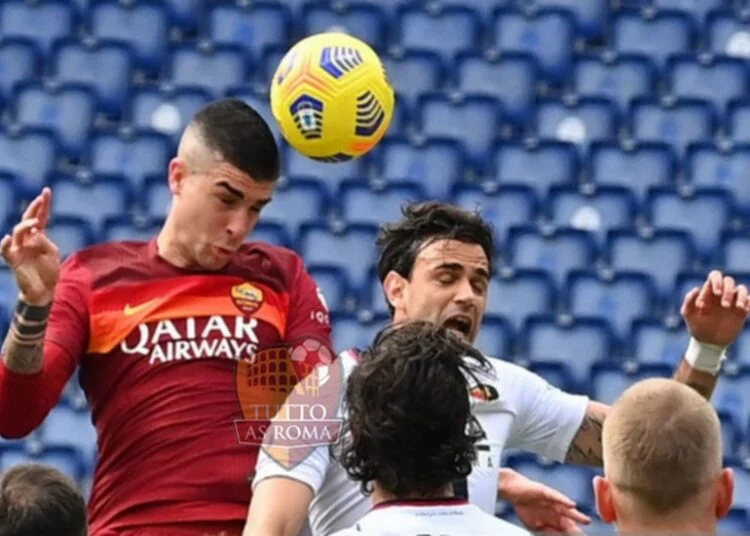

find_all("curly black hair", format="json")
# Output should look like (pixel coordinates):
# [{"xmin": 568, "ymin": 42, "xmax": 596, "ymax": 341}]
[
  {"xmin": 337, "ymin": 321, "xmax": 492, "ymax": 498},
  {"xmin": 376, "ymin": 202, "xmax": 495, "ymax": 315}
]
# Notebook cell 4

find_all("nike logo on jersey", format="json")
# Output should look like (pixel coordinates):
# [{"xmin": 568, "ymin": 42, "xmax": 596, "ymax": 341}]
[{"xmin": 124, "ymin": 299, "xmax": 159, "ymax": 317}]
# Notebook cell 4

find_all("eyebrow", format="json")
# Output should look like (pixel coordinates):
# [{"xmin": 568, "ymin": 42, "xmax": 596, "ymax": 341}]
[
  {"xmin": 217, "ymin": 181, "xmax": 244, "ymax": 200},
  {"xmin": 433, "ymin": 262, "xmax": 491, "ymax": 280}
]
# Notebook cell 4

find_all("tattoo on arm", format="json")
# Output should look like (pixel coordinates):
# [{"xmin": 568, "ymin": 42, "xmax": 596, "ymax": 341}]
[
  {"xmin": 0, "ymin": 301, "xmax": 50, "ymax": 374},
  {"xmin": 565, "ymin": 402, "xmax": 608, "ymax": 467},
  {"xmin": 673, "ymin": 359, "xmax": 716, "ymax": 400}
]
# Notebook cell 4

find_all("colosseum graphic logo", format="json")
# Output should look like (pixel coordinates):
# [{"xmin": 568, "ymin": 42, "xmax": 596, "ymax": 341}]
[{"xmin": 235, "ymin": 337, "xmax": 344, "ymax": 469}]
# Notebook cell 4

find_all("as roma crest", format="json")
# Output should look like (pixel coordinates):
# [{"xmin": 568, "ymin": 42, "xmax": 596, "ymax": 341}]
[{"xmin": 231, "ymin": 282, "xmax": 264, "ymax": 315}]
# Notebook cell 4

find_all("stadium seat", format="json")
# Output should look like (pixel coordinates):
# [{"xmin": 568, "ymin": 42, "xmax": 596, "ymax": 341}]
[
  {"xmin": 339, "ymin": 181, "xmax": 426, "ymax": 226},
  {"xmin": 142, "ymin": 176, "xmax": 170, "ymax": 219},
  {"xmin": 590, "ymin": 362, "xmax": 673, "ymax": 404},
  {"xmin": 706, "ymin": 10, "xmax": 750, "ymax": 60},
  {"xmin": 0, "ymin": 444, "xmax": 87, "ymax": 485},
  {"xmin": 730, "ymin": 465, "xmax": 750, "ymax": 511},
  {"xmin": 0, "ymin": 39, "xmax": 41, "ymax": 107},
  {"xmin": 507, "ymin": 455, "xmax": 595, "ymax": 506},
  {"xmin": 607, "ymin": 228, "xmax": 696, "ymax": 298},
  {"xmin": 13, "ymin": 83, "xmax": 96, "ymax": 161},
  {"xmin": 262, "ymin": 179, "xmax": 330, "ymax": 234},
  {"xmin": 489, "ymin": 140, "xmax": 579, "ymax": 197},
  {"xmin": 90, "ymin": 0, "xmax": 170, "ymax": 74},
  {"xmin": 208, "ymin": 2, "xmax": 291, "ymax": 58},
  {"xmin": 167, "ymin": 44, "xmax": 250, "ymax": 99},
  {"xmin": 130, "ymin": 87, "xmax": 212, "ymax": 141},
  {"xmin": 0, "ymin": 0, "xmax": 75, "ymax": 55},
  {"xmin": 646, "ymin": 187, "xmax": 731, "ymax": 260},
  {"xmin": 226, "ymin": 87, "xmax": 279, "ymax": 142},
  {"xmin": 426, "ymin": 0, "xmax": 511, "ymax": 19},
  {"xmin": 527, "ymin": 361, "xmax": 577, "ymax": 392},
  {"xmin": 491, "ymin": 8, "xmax": 576, "ymax": 85},
  {"xmin": 485, "ymin": 269, "xmax": 556, "ymax": 332},
  {"xmin": 630, "ymin": 98, "xmax": 717, "ymax": 155},
  {"xmin": 397, "ymin": 6, "xmax": 481, "ymax": 60},
  {"xmin": 631, "ymin": 318, "xmax": 689, "ymax": 367},
  {"xmin": 417, "ymin": 93, "xmax": 501, "ymax": 168},
  {"xmin": 572, "ymin": 54, "xmax": 656, "ymax": 114},
  {"xmin": 330, "ymin": 312, "xmax": 389, "ymax": 353},
  {"xmin": 686, "ymin": 143, "xmax": 750, "ymax": 214},
  {"xmin": 299, "ymin": 223, "xmax": 379, "ymax": 289},
  {"xmin": 672, "ymin": 270, "xmax": 706, "ymax": 312},
  {"xmin": 248, "ymin": 222, "xmax": 293, "ymax": 249},
  {"xmin": 364, "ymin": 271, "xmax": 390, "ymax": 316},
  {"xmin": 45, "ymin": 216, "xmax": 98, "ymax": 259},
  {"xmin": 301, "ymin": 2, "xmax": 386, "ymax": 51},
  {"xmin": 283, "ymin": 144, "xmax": 365, "ymax": 195},
  {"xmin": 547, "ymin": 185, "xmax": 637, "ymax": 243},
  {"xmin": 732, "ymin": 326, "xmax": 750, "ymax": 367},
  {"xmin": 535, "ymin": 98, "xmax": 619, "ymax": 149},
  {"xmin": 452, "ymin": 184, "xmax": 539, "ymax": 243},
  {"xmin": 475, "ymin": 316, "xmax": 514, "ymax": 358},
  {"xmin": 0, "ymin": 174, "xmax": 18, "ymax": 226},
  {"xmin": 588, "ymin": 141, "xmax": 675, "ymax": 200},
  {"xmin": 0, "ymin": 267, "xmax": 19, "ymax": 314},
  {"xmin": 651, "ymin": 0, "xmax": 728, "ymax": 24},
  {"xmin": 455, "ymin": 52, "xmax": 538, "ymax": 127},
  {"xmin": 308, "ymin": 265, "xmax": 351, "ymax": 314},
  {"xmin": 89, "ymin": 131, "xmax": 170, "ymax": 190},
  {"xmin": 102, "ymin": 216, "xmax": 161, "ymax": 242},
  {"xmin": 506, "ymin": 226, "xmax": 597, "ymax": 288},
  {"xmin": 375, "ymin": 136, "xmax": 465, "ymax": 200},
  {"xmin": 381, "ymin": 51, "xmax": 446, "ymax": 107},
  {"xmin": 41, "ymin": 401, "xmax": 97, "ymax": 471},
  {"xmin": 712, "ymin": 369, "xmax": 750, "ymax": 431},
  {"xmin": 666, "ymin": 55, "xmax": 748, "ymax": 113},
  {"xmin": 50, "ymin": 175, "xmax": 133, "ymax": 231},
  {"xmin": 567, "ymin": 270, "xmax": 655, "ymax": 340},
  {"xmin": 718, "ymin": 509, "xmax": 750, "ymax": 532},
  {"xmin": 722, "ymin": 231, "xmax": 750, "ymax": 273},
  {"xmin": 163, "ymin": 0, "xmax": 201, "ymax": 32},
  {"xmin": 612, "ymin": 11, "xmax": 695, "ymax": 67},
  {"xmin": 526, "ymin": 0, "xmax": 609, "ymax": 40},
  {"xmin": 718, "ymin": 410, "xmax": 741, "ymax": 460}
]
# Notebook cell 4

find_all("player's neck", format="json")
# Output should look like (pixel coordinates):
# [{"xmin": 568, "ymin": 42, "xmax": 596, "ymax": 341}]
[
  {"xmin": 370, "ymin": 482, "xmax": 454, "ymax": 507},
  {"xmin": 157, "ymin": 221, "xmax": 196, "ymax": 269},
  {"xmin": 616, "ymin": 514, "xmax": 717, "ymax": 535}
]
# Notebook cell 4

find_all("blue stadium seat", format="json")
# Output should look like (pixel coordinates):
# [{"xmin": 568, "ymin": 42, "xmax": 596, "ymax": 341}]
[
  {"xmin": 631, "ymin": 318, "xmax": 689, "ymax": 366},
  {"xmin": 299, "ymin": 223, "xmax": 379, "ymax": 288},
  {"xmin": 588, "ymin": 141, "xmax": 675, "ymax": 200},
  {"xmin": 50, "ymin": 175, "xmax": 133, "ymax": 231},
  {"xmin": 706, "ymin": 10, "xmax": 750, "ymax": 59},
  {"xmin": 712, "ymin": 369, "xmax": 750, "ymax": 432},
  {"xmin": 455, "ymin": 52, "xmax": 538, "ymax": 127},
  {"xmin": 283, "ymin": 144, "xmax": 365, "ymax": 195},
  {"xmin": 722, "ymin": 231, "xmax": 750, "ymax": 273},
  {"xmin": 46, "ymin": 216, "xmax": 98, "ymax": 258},
  {"xmin": 262, "ymin": 179, "xmax": 330, "ymax": 234},
  {"xmin": 732, "ymin": 326, "xmax": 750, "ymax": 367},
  {"xmin": 490, "ymin": 140, "xmax": 579, "ymax": 197},
  {"xmin": 567, "ymin": 270, "xmax": 655, "ymax": 340},
  {"xmin": 0, "ymin": 1, "xmax": 75, "ymax": 55},
  {"xmin": 506, "ymin": 226, "xmax": 597, "ymax": 288},
  {"xmin": 330, "ymin": 312, "xmax": 389, "ymax": 353},
  {"xmin": 397, "ymin": 6, "xmax": 481, "ymax": 59},
  {"xmin": 427, "ymin": 0, "xmax": 511, "ymax": 19},
  {"xmin": 507, "ymin": 455, "xmax": 595, "ymax": 506},
  {"xmin": 339, "ymin": 181, "xmax": 426, "ymax": 226},
  {"xmin": 130, "ymin": 87, "xmax": 212, "ymax": 141},
  {"xmin": 382, "ymin": 51, "xmax": 445, "ymax": 107},
  {"xmin": 650, "ymin": 0, "xmax": 729, "ymax": 24},
  {"xmin": 102, "ymin": 216, "xmax": 161, "ymax": 242},
  {"xmin": 364, "ymin": 271, "xmax": 390, "ymax": 316},
  {"xmin": 646, "ymin": 187, "xmax": 731, "ymax": 260},
  {"xmin": 475, "ymin": 316, "xmax": 514, "ymax": 358},
  {"xmin": 14, "ymin": 83, "xmax": 96, "ymax": 160},
  {"xmin": 226, "ymin": 87, "xmax": 279, "ymax": 142},
  {"xmin": 163, "ymin": 0, "xmax": 201, "ymax": 32},
  {"xmin": 308, "ymin": 265, "xmax": 351, "ymax": 314},
  {"xmin": 526, "ymin": 0, "xmax": 609, "ymax": 40},
  {"xmin": 452, "ymin": 184, "xmax": 539, "ymax": 242},
  {"xmin": 90, "ymin": 0, "xmax": 169, "ymax": 74},
  {"xmin": 89, "ymin": 131, "xmax": 170, "ymax": 190},
  {"xmin": 719, "ymin": 410, "xmax": 740, "ymax": 460},
  {"xmin": 726, "ymin": 98, "xmax": 750, "ymax": 144},
  {"xmin": 142, "ymin": 176, "xmax": 170, "ymax": 219},
  {"xmin": 167, "ymin": 44, "xmax": 249, "ymax": 99},
  {"xmin": 485, "ymin": 269, "xmax": 556, "ymax": 332},
  {"xmin": 667, "ymin": 55, "xmax": 748, "ymax": 113},
  {"xmin": 301, "ymin": 2, "xmax": 385, "ymax": 51},
  {"xmin": 491, "ymin": 8, "xmax": 575, "ymax": 85},
  {"xmin": 376, "ymin": 136, "xmax": 465, "ymax": 200},
  {"xmin": 0, "ymin": 174, "xmax": 18, "ymax": 226},
  {"xmin": 258, "ymin": 46, "xmax": 287, "ymax": 88},
  {"xmin": 0, "ymin": 39, "xmax": 41, "ymax": 106},
  {"xmin": 535, "ymin": 98, "xmax": 619, "ymax": 149},
  {"xmin": 630, "ymin": 98, "xmax": 717, "ymax": 154},
  {"xmin": 248, "ymin": 222, "xmax": 293, "ymax": 249},
  {"xmin": 0, "ymin": 267, "xmax": 19, "ymax": 315},
  {"xmin": 547, "ymin": 185, "xmax": 637, "ymax": 242},
  {"xmin": 42, "ymin": 401, "xmax": 97, "ymax": 470},
  {"xmin": 572, "ymin": 54, "xmax": 656, "ymax": 114},
  {"xmin": 208, "ymin": 2, "xmax": 291, "ymax": 57},
  {"xmin": 417, "ymin": 93, "xmax": 501, "ymax": 167},
  {"xmin": 686, "ymin": 143, "xmax": 750, "ymax": 214},
  {"xmin": 527, "ymin": 361, "xmax": 577, "ymax": 392},
  {"xmin": 591, "ymin": 362, "xmax": 673, "ymax": 404},
  {"xmin": 607, "ymin": 229, "xmax": 696, "ymax": 297},
  {"xmin": 730, "ymin": 464, "xmax": 750, "ymax": 511},
  {"xmin": 672, "ymin": 270, "xmax": 706, "ymax": 312},
  {"xmin": 0, "ymin": 444, "xmax": 86, "ymax": 484},
  {"xmin": 612, "ymin": 11, "xmax": 694, "ymax": 67}
]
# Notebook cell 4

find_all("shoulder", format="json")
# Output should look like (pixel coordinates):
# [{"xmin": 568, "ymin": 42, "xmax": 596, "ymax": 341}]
[
  {"xmin": 238, "ymin": 242, "xmax": 304, "ymax": 268},
  {"xmin": 60, "ymin": 240, "xmax": 150, "ymax": 284},
  {"xmin": 235, "ymin": 242, "xmax": 308, "ymax": 284},
  {"xmin": 471, "ymin": 355, "xmax": 548, "ymax": 392}
]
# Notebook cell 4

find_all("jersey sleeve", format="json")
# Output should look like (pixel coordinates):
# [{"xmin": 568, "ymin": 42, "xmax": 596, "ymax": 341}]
[
  {"xmin": 283, "ymin": 254, "xmax": 333, "ymax": 351},
  {"xmin": 504, "ymin": 365, "xmax": 589, "ymax": 462},
  {"xmin": 252, "ymin": 443, "xmax": 332, "ymax": 494},
  {"xmin": 0, "ymin": 253, "xmax": 90, "ymax": 438}
]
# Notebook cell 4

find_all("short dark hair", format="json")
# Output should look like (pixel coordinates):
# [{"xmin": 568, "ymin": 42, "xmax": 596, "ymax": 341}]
[
  {"xmin": 0, "ymin": 464, "xmax": 87, "ymax": 536},
  {"xmin": 191, "ymin": 98, "xmax": 280, "ymax": 182},
  {"xmin": 339, "ymin": 321, "xmax": 491, "ymax": 498},
  {"xmin": 376, "ymin": 202, "xmax": 495, "ymax": 310}
]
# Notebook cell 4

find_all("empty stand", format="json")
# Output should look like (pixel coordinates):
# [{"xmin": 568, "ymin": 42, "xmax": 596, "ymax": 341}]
[
  {"xmin": 262, "ymin": 179, "xmax": 330, "ymax": 234},
  {"xmin": 591, "ymin": 362, "xmax": 673, "ymax": 404},
  {"xmin": 339, "ymin": 181, "xmax": 425, "ymax": 226},
  {"xmin": 686, "ymin": 143, "xmax": 750, "ymax": 214},
  {"xmin": 490, "ymin": 141, "xmax": 579, "ymax": 196},
  {"xmin": 485, "ymin": 269, "xmax": 556, "ymax": 332},
  {"xmin": 130, "ymin": 87, "xmax": 212, "ymax": 141},
  {"xmin": 630, "ymin": 98, "xmax": 717, "ymax": 154},
  {"xmin": 89, "ymin": 131, "xmax": 170, "ymax": 190},
  {"xmin": 397, "ymin": 5, "xmax": 481, "ymax": 60},
  {"xmin": 588, "ymin": 141, "xmax": 675, "ymax": 200},
  {"xmin": 612, "ymin": 10, "xmax": 695, "ymax": 67},
  {"xmin": 208, "ymin": 2, "xmax": 291, "ymax": 57},
  {"xmin": 631, "ymin": 318, "xmax": 690, "ymax": 366},
  {"xmin": 475, "ymin": 316, "xmax": 514, "ymax": 358},
  {"xmin": 0, "ymin": 39, "xmax": 41, "ymax": 107},
  {"xmin": 301, "ymin": 2, "xmax": 386, "ymax": 51},
  {"xmin": 50, "ymin": 175, "xmax": 133, "ymax": 231},
  {"xmin": 572, "ymin": 54, "xmax": 656, "ymax": 114},
  {"xmin": 452, "ymin": 184, "xmax": 539, "ymax": 243},
  {"xmin": 666, "ymin": 55, "xmax": 748, "ymax": 113},
  {"xmin": 167, "ymin": 44, "xmax": 250, "ymax": 99},
  {"xmin": 535, "ymin": 98, "xmax": 619, "ymax": 149},
  {"xmin": 0, "ymin": 1, "xmax": 75, "ymax": 55},
  {"xmin": 382, "ymin": 51, "xmax": 446, "ymax": 107}
]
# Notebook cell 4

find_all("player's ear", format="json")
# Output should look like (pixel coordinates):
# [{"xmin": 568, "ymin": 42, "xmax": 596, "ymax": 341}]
[
  {"xmin": 594, "ymin": 475, "xmax": 616, "ymax": 524},
  {"xmin": 168, "ymin": 157, "xmax": 188, "ymax": 195},
  {"xmin": 383, "ymin": 270, "xmax": 407, "ymax": 312},
  {"xmin": 716, "ymin": 467, "xmax": 734, "ymax": 518}
]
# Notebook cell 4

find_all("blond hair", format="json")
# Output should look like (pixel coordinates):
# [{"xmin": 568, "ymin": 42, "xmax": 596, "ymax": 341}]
[{"xmin": 603, "ymin": 378, "xmax": 722, "ymax": 515}]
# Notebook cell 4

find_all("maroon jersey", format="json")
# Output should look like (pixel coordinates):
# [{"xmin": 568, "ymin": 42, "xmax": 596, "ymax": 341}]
[{"xmin": 0, "ymin": 238, "xmax": 333, "ymax": 535}]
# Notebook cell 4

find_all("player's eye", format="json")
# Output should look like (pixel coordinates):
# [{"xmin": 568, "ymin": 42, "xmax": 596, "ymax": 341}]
[{"xmin": 218, "ymin": 196, "xmax": 235, "ymax": 206}]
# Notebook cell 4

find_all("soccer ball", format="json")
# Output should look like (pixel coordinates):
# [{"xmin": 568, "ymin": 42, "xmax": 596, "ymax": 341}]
[{"xmin": 270, "ymin": 32, "xmax": 395, "ymax": 162}]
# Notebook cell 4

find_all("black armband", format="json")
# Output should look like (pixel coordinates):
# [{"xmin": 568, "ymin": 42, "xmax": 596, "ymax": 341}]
[{"xmin": 15, "ymin": 300, "xmax": 51, "ymax": 323}]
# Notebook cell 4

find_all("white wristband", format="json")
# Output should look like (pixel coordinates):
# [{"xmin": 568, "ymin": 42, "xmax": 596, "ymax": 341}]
[{"xmin": 685, "ymin": 337, "xmax": 727, "ymax": 375}]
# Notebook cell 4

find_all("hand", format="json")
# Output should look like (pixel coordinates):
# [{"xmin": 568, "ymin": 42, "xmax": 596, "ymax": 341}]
[
  {"xmin": 500, "ymin": 468, "xmax": 591, "ymax": 533},
  {"xmin": 0, "ymin": 188, "xmax": 60, "ymax": 306},
  {"xmin": 682, "ymin": 271, "xmax": 750, "ymax": 347}
]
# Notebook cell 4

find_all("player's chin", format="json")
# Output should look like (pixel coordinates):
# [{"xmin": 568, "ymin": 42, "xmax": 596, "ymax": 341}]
[{"xmin": 201, "ymin": 247, "xmax": 234, "ymax": 270}]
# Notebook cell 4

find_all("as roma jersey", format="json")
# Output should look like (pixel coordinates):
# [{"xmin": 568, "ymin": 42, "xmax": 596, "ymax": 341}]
[{"xmin": 0, "ymin": 238, "xmax": 333, "ymax": 535}]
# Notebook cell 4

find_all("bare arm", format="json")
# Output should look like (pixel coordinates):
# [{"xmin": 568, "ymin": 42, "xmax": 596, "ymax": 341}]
[
  {"xmin": 564, "ymin": 401, "xmax": 608, "ymax": 466},
  {"xmin": 243, "ymin": 477, "xmax": 314, "ymax": 536},
  {"xmin": 1, "ymin": 301, "xmax": 50, "ymax": 374}
]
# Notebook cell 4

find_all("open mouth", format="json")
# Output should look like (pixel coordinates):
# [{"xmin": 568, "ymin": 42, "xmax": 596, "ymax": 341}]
[{"xmin": 442, "ymin": 315, "xmax": 473, "ymax": 338}]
